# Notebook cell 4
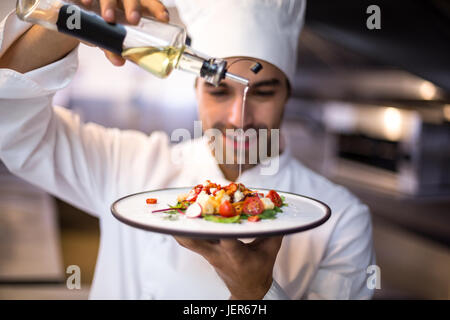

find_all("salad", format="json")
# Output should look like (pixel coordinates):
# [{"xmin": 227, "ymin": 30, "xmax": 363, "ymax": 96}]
[{"xmin": 147, "ymin": 181, "xmax": 287, "ymax": 223}]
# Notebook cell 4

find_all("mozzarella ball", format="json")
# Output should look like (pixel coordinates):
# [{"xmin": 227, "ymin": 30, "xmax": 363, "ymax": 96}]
[{"xmin": 260, "ymin": 197, "xmax": 274, "ymax": 210}]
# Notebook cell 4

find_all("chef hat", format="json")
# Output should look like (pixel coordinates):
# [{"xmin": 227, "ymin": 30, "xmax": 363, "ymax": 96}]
[{"xmin": 174, "ymin": 0, "xmax": 306, "ymax": 85}]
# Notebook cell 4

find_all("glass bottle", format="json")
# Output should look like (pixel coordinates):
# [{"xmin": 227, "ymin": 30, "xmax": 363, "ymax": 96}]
[{"xmin": 15, "ymin": 0, "xmax": 249, "ymax": 86}]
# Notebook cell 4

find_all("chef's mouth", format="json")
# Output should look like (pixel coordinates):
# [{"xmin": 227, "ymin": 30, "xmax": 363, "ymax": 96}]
[
  {"xmin": 208, "ymin": 122, "xmax": 269, "ymax": 151},
  {"xmin": 223, "ymin": 131, "xmax": 258, "ymax": 150}
]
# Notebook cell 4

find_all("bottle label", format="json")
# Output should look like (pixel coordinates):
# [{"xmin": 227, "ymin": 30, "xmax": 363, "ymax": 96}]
[{"xmin": 56, "ymin": 4, "xmax": 126, "ymax": 55}]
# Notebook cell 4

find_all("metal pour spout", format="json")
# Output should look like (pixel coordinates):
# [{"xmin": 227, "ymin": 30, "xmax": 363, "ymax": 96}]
[{"xmin": 225, "ymin": 72, "xmax": 249, "ymax": 86}]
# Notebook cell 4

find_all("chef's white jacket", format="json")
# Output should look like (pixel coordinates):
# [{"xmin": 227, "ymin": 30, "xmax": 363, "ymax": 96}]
[{"xmin": 0, "ymin": 12, "xmax": 375, "ymax": 300}]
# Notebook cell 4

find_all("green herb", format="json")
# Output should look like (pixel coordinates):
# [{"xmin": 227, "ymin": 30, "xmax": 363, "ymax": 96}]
[
  {"xmin": 259, "ymin": 209, "xmax": 277, "ymax": 219},
  {"xmin": 240, "ymin": 209, "xmax": 278, "ymax": 221},
  {"xmin": 163, "ymin": 214, "xmax": 179, "ymax": 221},
  {"xmin": 280, "ymin": 195, "xmax": 288, "ymax": 207},
  {"xmin": 169, "ymin": 202, "xmax": 187, "ymax": 210},
  {"xmin": 203, "ymin": 215, "xmax": 242, "ymax": 224},
  {"xmin": 165, "ymin": 210, "xmax": 178, "ymax": 215}
]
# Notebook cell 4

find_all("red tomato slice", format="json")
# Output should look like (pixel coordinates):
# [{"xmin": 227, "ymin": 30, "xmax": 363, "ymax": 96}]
[
  {"xmin": 146, "ymin": 198, "xmax": 157, "ymax": 204},
  {"xmin": 186, "ymin": 187, "xmax": 202, "ymax": 202},
  {"xmin": 242, "ymin": 196, "xmax": 264, "ymax": 215},
  {"xmin": 247, "ymin": 215, "xmax": 261, "ymax": 222},
  {"xmin": 226, "ymin": 183, "xmax": 238, "ymax": 194},
  {"xmin": 219, "ymin": 200, "xmax": 237, "ymax": 217},
  {"xmin": 267, "ymin": 190, "xmax": 282, "ymax": 207}
]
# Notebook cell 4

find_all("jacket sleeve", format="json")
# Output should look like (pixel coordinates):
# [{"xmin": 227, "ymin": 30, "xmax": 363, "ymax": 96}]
[
  {"xmin": 0, "ymin": 11, "xmax": 177, "ymax": 217},
  {"xmin": 305, "ymin": 201, "xmax": 376, "ymax": 299},
  {"xmin": 263, "ymin": 279, "xmax": 291, "ymax": 300}
]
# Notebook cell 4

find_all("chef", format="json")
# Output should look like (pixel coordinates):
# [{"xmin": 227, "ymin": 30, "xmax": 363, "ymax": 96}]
[{"xmin": 0, "ymin": 0, "xmax": 375, "ymax": 299}]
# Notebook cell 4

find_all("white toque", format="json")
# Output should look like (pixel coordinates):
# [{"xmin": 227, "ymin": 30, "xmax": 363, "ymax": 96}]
[{"xmin": 174, "ymin": 0, "xmax": 306, "ymax": 85}]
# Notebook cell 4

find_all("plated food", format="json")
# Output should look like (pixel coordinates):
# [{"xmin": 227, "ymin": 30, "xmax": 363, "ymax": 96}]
[
  {"xmin": 111, "ymin": 186, "xmax": 331, "ymax": 238},
  {"xmin": 147, "ymin": 180, "xmax": 287, "ymax": 223}
]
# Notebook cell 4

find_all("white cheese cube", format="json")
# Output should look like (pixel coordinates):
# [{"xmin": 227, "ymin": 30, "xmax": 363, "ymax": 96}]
[
  {"xmin": 196, "ymin": 191, "xmax": 214, "ymax": 214},
  {"xmin": 233, "ymin": 190, "xmax": 244, "ymax": 203},
  {"xmin": 221, "ymin": 194, "xmax": 231, "ymax": 204},
  {"xmin": 260, "ymin": 197, "xmax": 274, "ymax": 210}
]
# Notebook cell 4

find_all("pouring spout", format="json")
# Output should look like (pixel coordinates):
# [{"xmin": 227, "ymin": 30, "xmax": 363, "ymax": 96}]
[{"xmin": 225, "ymin": 72, "xmax": 249, "ymax": 86}]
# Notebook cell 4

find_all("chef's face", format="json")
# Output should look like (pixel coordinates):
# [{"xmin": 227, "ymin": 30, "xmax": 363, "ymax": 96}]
[{"xmin": 195, "ymin": 57, "xmax": 290, "ymax": 168}]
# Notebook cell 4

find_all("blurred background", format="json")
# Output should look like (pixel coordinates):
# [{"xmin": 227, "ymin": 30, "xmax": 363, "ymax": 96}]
[{"xmin": 0, "ymin": 0, "xmax": 449, "ymax": 299}]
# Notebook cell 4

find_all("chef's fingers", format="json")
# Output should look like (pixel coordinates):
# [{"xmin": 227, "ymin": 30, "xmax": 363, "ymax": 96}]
[
  {"xmin": 173, "ymin": 236, "xmax": 218, "ymax": 258},
  {"xmin": 80, "ymin": 40, "xmax": 96, "ymax": 47},
  {"xmin": 251, "ymin": 236, "xmax": 283, "ymax": 257},
  {"xmin": 83, "ymin": 0, "xmax": 168, "ymax": 23},
  {"xmin": 102, "ymin": 49, "xmax": 126, "ymax": 66},
  {"xmin": 99, "ymin": 0, "xmax": 117, "ymax": 23},
  {"xmin": 173, "ymin": 236, "xmax": 222, "ymax": 267},
  {"xmin": 122, "ymin": 0, "xmax": 141, "ymax": 25},
  {"xmin": 219, "ymin": 239, "xmax": 244, "ymax": 252},
  {"xmin": 219, "ymin": 239, "xmax": 249, "ymax": 263},
  {"xmin": 140, "ymin": 0, "xmax": 170, "ymax": 22}
]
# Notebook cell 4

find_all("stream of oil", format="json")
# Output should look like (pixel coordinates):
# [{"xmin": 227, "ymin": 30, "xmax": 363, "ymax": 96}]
[{"xmin": 238, "ymin": 85, "xmax": 250, "ymax": 178}]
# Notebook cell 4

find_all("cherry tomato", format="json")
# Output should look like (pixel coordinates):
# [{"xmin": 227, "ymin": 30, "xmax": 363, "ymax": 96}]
[
  {"xmin": 247, "ymin": 215, "xmax": 261, "ymax": 222},
  {"xmin": 226, "ymin": 183, "xmax": 238, "ymax": 194},
  {"xmin": 219, "ymin": 200, "xmax": 237, "ymax": 217},
  {"xmin": 242, "ymin": 196, "xmax": 264, "ymax": 215},
  {"xmin": 146, "ymin": 198, "xmax": 157, "ymax": 204},
  {"xmin": 267, "ymin": 190, "xmax": 282, "ymax": 207}
]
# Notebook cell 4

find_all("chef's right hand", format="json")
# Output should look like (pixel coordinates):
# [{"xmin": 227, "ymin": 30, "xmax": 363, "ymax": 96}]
[
  {"xmin": 0, "ymin": 0, "xmax": 169, "ymax": 73},
  {"xmin": 82, "ymin": 0, "xmax": 170, "ymax": 66}
]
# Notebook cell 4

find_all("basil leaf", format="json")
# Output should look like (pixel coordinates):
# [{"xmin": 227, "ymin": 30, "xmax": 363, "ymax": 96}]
[
  {"xmin": 240, "ymin": 209, "xmax": 278, "ymax": 220},
  {"xmin": 203, "ymin": 215, "xmax": 241, "ymax": 224},
  {"xmin": 274, "ymin": 206, "xmax": 282, "ymax": 213},
  {"xmin": 169, "ymin": 202, "xmax": 187, "ymax": 210},
  {"xmin": 259, "ymin": 209, "xmax": 277, "ymax": 219},
  {"xmin": 280, "ymin": 195, "xmax": 288, "ymax": 207}
]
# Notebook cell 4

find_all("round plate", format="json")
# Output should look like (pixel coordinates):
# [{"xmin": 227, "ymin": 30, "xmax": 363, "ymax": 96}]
[{"xmin": 111, "ymin": 187, "xmax": 331, "ymax": 239}]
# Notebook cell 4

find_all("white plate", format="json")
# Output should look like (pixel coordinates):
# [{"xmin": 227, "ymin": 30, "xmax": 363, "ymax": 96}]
[{"xmin": 111, "ymin": 187, "xmax": 331, "ymax": 239}]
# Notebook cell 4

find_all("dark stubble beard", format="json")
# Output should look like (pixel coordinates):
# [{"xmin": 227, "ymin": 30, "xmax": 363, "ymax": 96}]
[{"xmin": 206, "ymin": 121, "xmax": 276, "ymax": 170}]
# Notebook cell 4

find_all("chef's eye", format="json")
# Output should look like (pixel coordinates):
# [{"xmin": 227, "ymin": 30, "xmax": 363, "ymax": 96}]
[
  {"xmin": 253, "ymin": 90, "xmax": 275, "ymax": 97},
  {"xmin": 208, "ymin": 90, "xmax": 228, "ymax": 97}
]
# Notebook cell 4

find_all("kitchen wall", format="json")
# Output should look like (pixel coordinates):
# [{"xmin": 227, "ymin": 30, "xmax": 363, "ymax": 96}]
[{"xmin": 0, "ymin": 2, "xmax": 449, "ymax": 300}]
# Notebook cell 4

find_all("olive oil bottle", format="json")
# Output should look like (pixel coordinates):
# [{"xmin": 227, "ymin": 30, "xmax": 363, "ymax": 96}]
[
  {"xmin": 16, "ymin": 0, "xmax": 249, "ymax": 86},
  {"xmin": 121, "ymin": 46, "xmax": 183, "ymax": 79}
]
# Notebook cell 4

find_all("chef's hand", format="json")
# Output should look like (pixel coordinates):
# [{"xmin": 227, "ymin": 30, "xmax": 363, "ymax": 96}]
[
  {"xmin": 81, "ymin": 0, "xmax": 169, "ymax": 66},
  {"xmin": 174, "ymin": 236, "xmax": 283, "ymax": 300},
  {"xmin": 0, "ymin": 0, "xmax": 169, "ymax": 73}
]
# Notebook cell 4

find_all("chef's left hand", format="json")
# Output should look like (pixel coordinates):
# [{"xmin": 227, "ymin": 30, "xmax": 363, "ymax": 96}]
[{"xmin": 173, "ymin": 236, "xmax": 283, "ymax": 300}]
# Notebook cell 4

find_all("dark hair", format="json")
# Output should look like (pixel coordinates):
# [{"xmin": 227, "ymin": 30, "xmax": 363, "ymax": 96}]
[{"xmin": 285, "ymin": 77, "xmax": 292, "ymax": 99}]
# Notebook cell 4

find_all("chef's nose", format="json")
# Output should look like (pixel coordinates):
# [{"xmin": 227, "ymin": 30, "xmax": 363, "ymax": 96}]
[{"xmin": 227, "ymin": 92, "xmax": 252, "ymax": 128}]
